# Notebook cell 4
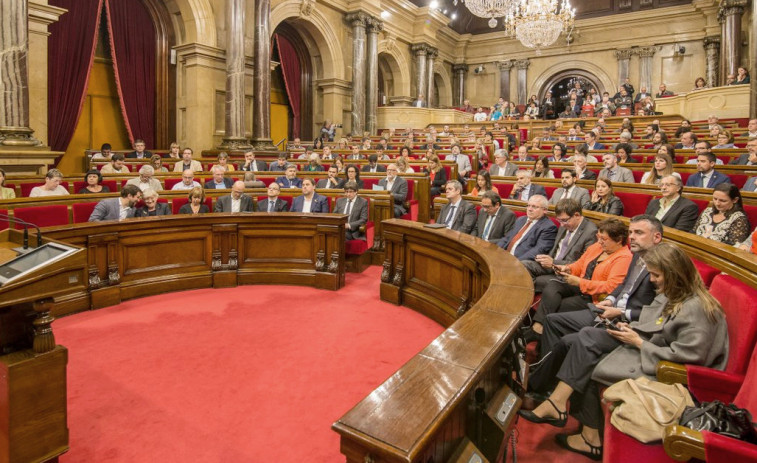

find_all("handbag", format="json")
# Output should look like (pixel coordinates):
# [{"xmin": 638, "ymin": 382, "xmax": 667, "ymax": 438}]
[
  {"xmin": 603, "ymin": 376, "xmax": 694, "ymax": 443},
  {"xmin": 679, "ymin": 401, "xmax": 757, "ymax": 443}
]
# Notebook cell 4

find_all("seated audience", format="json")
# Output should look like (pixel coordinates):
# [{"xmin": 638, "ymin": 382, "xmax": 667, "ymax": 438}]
[
  {"xmin": 437, "ymin": 180, "xmax": 476, "ymax": 233},
  {"xmin": 214, "ymin": 181, "xmax": 254, "ymax": 213},
  {"xmin": 334, "ymin": 156, "xmax": 345, "ymax": 174},
  {"xmin": 425, "ymin": 155, "xmax": 447, "ymax": 197},
  {"xmin": 691, "ymin": 77, "xmax": 708, "ymax": 91},
  {"xmin": 166, "ymin": 142, "xmax": 181, "ymax": 159},
  {"xmin": 396, "ymin": 157, "xmax": 414, "ymax": 174},
  {"xmin": 242, "ymin": 172, "xmax": 265, "ymax": 188},
  {"xmin": 30, "ymin": 169, "xmax": 68, "ymax": 197},
  {"xmin": 614, "ymin": 143, "xmax": 637, "ymax": 164},
  {"xmin": 344, "ymin": 164, "xmax": 364, "ymax": 190},
  {"xmin": 125, "ymin": 139, "xmax": 152, "ymax": 159},
  {"xmin": 173, "ymin": 148, "xmax": 202, "ymax": 173},
  {"xmin": 532, "ymin": 158, "xmax": 554, "ymax": 179},
  {"xmin": 472, "ymin": 191, "xmax": 516, "ymax": 242},
  {"xmin": 587, "ymin": 177, "xmax": 624, "ymax": 216},
  {"xmin": 522, "ymin": 243, "xmax": 727, "ymax": 461},
  {"xmin": 320, "ymin": 146, "xmax": 337, "ymax": 162},
  {"xmin": 269, "ymin": 152, "xmax": 289, "ymax": 172},
  {"xmin": 640, "ymin": 152, "xmax": 679, "ymax": 184},
  {"xmin": 685, "ymin": 152, "xmax": 732, "ymax": 187},
  {"xmin": 100, "ymin": 153, "xmax": 129, "ymax": 174},
  {"xmin": 510, "ymin": 170, "xmax": 547, "ymax": 201},
  {"xmin": 645, "ymin": 175, "xmax": 699, "ymax": 232},
  {"xmin": 151, "ymin": 154, "xmax": 168, "ymax": 173},
  {"xmin": 728, "ymin": 138, "xmax": 757, "ymax": 165},
  {"xmin": 205, "ymin": 165, "xmax": 234, "ymax": 189},
  {"xmin": 178, "ymin": 187, "xmax": 209, "ymax": 215},
  {"xmin": 89, "ymin": 184, "xmax": 142, "ymax": 221},
  {"xmin": 172, "ymin": 170, "xmax": 201, "ymax": 191},
  {"xmin": 134, "ymin": 188, "xmax": 171, "ymax": 217},
  {"xmin": 78, "ymin": 169, "xmax": 110, "ymax": 194},
  {"xmin": 126, "ymin": 165, "xmax": 163, "ymax": 192},
  {"xmin": 598, "ymin": 153, "xmax": 634, "ymax": 184},
  {"xmin": 91, "ymin": 142, "xmax": 112, "ymax": 160},
  {"xmin": 291, "ymin": 178, "xmax": 329, "ymax": 213},
  {"xmin": 211, "ymin": 152, "xmax": 235, "ymax": 172},
  {"xmin": 445, "ymin": 144, "xmax": 472, "ymax": 182},
  {"xmin": 276, "ymin": 164, "xmax": 303, "ymax": 189},
  {"xmin": 497, "ymin": 195, "xmax": 557, "ymax": 260},
  {"xmin": 572, "ymin": 153, "xmax": 596, "ymax": 181},
  {"xmin": 379, "ymin": 164, "xmax": 408, "ymax": 218},
  {"xmin": 304, "ymin": 153, "xmax": 324, "ymax": 172},
  {"xmin": 549, "ymin": 169, "xmax": 590, "ymax": 208},
  {"xmin": 693, "ymin": 183, "xmax": 750, "ymax": 245},
  {"xmin": 261, "ymin": 183, "xmax": 289, "ymax": 212},
  {"xmin": 333, "ymin": 181, "xmax": 368, "ymax": 241},
  {"xmin": 470, "ymin": 169, "xmax": 493, "ymax": 197},
  {"xmin": 0, "ymin": 168, "xmax": 15, "ymax": 199}
]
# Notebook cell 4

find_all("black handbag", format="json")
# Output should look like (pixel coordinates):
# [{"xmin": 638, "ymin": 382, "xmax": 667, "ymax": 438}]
[{"xmin": 679, "ymin": 400, "xmax": 757, "ymax": 443}]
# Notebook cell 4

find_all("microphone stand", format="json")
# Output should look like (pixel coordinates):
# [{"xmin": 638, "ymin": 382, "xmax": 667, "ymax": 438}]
[{"xmin": 0, "ymin": 213, "xmax": 43, "ymax": 254}]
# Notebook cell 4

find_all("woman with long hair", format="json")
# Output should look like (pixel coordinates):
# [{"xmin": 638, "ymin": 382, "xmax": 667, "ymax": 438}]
[
  {"xmin": 640, "ymin": 152, "xmax": 679, "ymax": 185},
  {"xmin": 587, "ymin": 177, "xmax": 624, "ymax": 215},
  {"xmin": 470, "ymin": 170, "xmax": 492, "ymax": 196},
  {"xmin": 425, "ymin": 154, "xmax": 447, "ymax": 197},
  {"xmin": 532, "ymin": 158, "xmax": 555, "ymax": 179},
  {"xmin": 693, "ymin": 183, "xmax": 750, "ymax": 245}
]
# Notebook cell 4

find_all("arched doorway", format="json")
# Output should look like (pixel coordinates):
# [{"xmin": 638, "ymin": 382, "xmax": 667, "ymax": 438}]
[
  {"xmin": 272, "ymin": 23, "xmax": 314, "ymax": 141},
  {"xmin": 539, "ymin": 70, "xmax": 604, "ymax": 115}
]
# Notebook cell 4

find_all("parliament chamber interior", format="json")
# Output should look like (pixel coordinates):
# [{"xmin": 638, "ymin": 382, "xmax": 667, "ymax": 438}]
[{"xmin": 1, "ymin": 0, "xmax": 757, "ymax": 461}]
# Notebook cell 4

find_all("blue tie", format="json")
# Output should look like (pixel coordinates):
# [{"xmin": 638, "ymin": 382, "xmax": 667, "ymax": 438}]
[
  {"xmin": 446, "ymin": 206, "xmax": 457, "ymax": 228},
  {"xmin": 482, "ymin": 214, "xmax": 494, "ymax": 240}
]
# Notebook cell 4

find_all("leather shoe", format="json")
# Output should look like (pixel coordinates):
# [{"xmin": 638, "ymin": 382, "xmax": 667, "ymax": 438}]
[
  {"xmin": 517, "ymin": 398, "xmax": 567, "ymax": 428},
  {"xmin": 522, "ymin": 327, "xmax": 542, "ymax": 344},
  {"xmin": 555, "ymin": 433, "xmax": 602, "ymax": 461}
]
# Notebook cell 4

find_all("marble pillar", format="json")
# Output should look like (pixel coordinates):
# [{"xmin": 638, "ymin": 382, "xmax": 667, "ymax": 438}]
[
  {"xmin": 497, "ymin": 60, "xmax": 514, "ymax": 102},
  {"xmin": 251, "ymin": 0, "xmax": 275, "ymax": 150},
  {"xmin": 219, "ymin": 0, "xmax": 251, "ymax": 149},
  {"xmin": 365, "ymin": 17, "xmax": 382, "ymax": 135},
  {"xmin": 425, "ymin": 48, "xmax": 438, "ymax": 107},
  {"xmin": 703, "ymin": 36, "xmax": 721, "ymax": 88},
  {"xmin": 718, "ymin": 0, "xmax": 747, "ymax": 85},
  {"xmin": 411, "ymin": 44, "xmax": 429, "ymax": 106},
  {"xmin": 637, "ymin": 47, "xmax": 656, "ymax": 93},
  {"xmin": 614, "ymin": 48, "xmax": 633, "ymax": 88},
  {"xmin": 452, "ymin": 64, "xmax": 468, "ymax": 106},
  {"xmin": 515, "ymin": 59, "xmax": 530, "ymax": 106},
  {"xmin": 346, "ymin": 12, "xmax": 368, "ymax": 136},
  {"xmin": 0, "ymin": 0, "xmax": 40, "ymax": 146}
]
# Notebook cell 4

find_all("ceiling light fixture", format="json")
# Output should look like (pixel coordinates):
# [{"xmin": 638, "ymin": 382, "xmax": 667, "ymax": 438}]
[{"xmin": 504, "ymin": 0, "xmax": 575, "ymax": 54}]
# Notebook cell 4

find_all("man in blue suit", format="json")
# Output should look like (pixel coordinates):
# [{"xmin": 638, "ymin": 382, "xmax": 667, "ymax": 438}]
[
  {"xmin": 497, "ymin": 195, "xmax": 557, "ymax": 261},
  {"xmin": 290, "ymin": 178, "xmax": 329, "ymax": 213},
  {"xmin": 509, "ymin": 170, "xmax": 547, "ymax": 202},
  {"xmin": 584, "ymin": 131, "xmax": 606, "ymax": 150},
  {"xmin": 685, "ymin": 152, "xmax": 732, "ymax": 188}
]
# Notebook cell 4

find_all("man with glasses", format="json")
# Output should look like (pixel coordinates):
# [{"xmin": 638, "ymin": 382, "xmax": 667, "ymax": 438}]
[
  {"xmin": 644, "ymin": 175, "xmax": 699, "ymax": 231},
  {"xmin": 472, "ymin": 191, "xmax": 516, "ymax": 243},
  {"xmin": 262, "ymin": 183, "xmax": 289, "ymax": 212},
  {"xmin": 378, "ymin": 163, "xmax": 408, "ymax": 218},
  {"xmin": 437, "ymin": 180, "xmax": 476, "ymax": 234},
  {"xmin": 497, "ymin": 195, "xmax": 557, "ymax": 261}
]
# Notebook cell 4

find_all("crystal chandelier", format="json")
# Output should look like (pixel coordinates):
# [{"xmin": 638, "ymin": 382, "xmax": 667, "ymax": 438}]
[
  {"xmin": 504, "ymin": 0, "xmax": 575, "ymax": 54},
  {"xmin": 453, "ymin": 0, "xmax": 518, "ymax": 28}
]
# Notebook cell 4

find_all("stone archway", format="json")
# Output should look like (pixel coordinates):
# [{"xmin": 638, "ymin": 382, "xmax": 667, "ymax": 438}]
[
  {"xmin": 531, "ymin": 60, "xmax": 614, "ymax": 103},
  {"xmin": 377, "ymin": 44, "xmax": 411, "ymax": 101},
  {"xmin": 432, "ymin": 64, "xmax": 452, "ymax": 107}
]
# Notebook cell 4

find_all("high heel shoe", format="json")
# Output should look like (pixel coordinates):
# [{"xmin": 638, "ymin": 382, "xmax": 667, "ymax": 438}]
[
  {"xmin": 555, "ymin": 433, "xmax": 602, "ymax": 461},
  {"xmin": 517, "ymin": 398, "xmax": 567, "ymax": 428}
]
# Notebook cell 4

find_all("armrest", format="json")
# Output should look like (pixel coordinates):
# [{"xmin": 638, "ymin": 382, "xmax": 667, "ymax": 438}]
[
  {"xmin": 686, "ymin": 366, "xmax": 744, "ymax": 404},
  {"xmin": 663, "ymin": 425, "xmax": 705, "ymax": 461},
  {"xmin": 657, "ymin": 361, "xmax": 688, "ymax": 385}
]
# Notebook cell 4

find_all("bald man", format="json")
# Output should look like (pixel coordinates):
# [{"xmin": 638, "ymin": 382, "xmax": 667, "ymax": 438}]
[{"xmin": 214, "ymin": 181, "xmax": 255, "ymax": 213}]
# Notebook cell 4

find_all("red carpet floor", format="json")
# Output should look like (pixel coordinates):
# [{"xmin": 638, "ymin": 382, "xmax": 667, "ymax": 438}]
[{"xmin": 56, "ymin": 267, "xmax": 444, "ymax": 462}]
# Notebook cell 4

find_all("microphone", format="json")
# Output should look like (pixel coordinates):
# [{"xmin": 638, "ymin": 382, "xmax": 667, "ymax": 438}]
[{"xmin": 0, "ymin": 213, "xmax": 43, "ymax": 253}]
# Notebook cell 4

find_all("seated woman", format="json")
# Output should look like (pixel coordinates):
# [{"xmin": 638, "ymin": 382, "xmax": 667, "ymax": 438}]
[
  {"xmin": 524, "ymin": 218, "xmax": 631, "ymax": 340},
  {"xmin": 167, "ymin": 142, "xmax": 181, "ymax": 159},
  {"xmin": 334, "ymin": 156, "xmax": 345, "ymax": 174},
  {"xmin": 548, "ymin": 143, "xmax": 567, "ymax": 163},
  {"xmin": 640, "ymin": 152, "xmax": 680, "ymax": 185},
  {"xmin": 344, "ymin": 164, "xmax": 364, "ymax": 189},
  {"xmin": 150, "ymin": 154, "xmax": 168, "ymax": 173},
  {"xmin": 211, "ymin": 152, "xmax": 235, "ymax": 172},
  {"xmin": 521, "ymin": 243, "xmax": 728, "ymax": 461},
  {"xmin": 312, "ymin": 137, "xmax": 325, "ymax": 151},
  {"xmin": 303, "ymin": 153, "xmax": 324, "ymax": 172},
  {"xmin": 337, "ymin": 138, "xmax": 349, "ymax": 150},
  {"xmin": 396, "ymin": 157, "xmax": 414, "ymax": 174},
  {"xmin": 525, "ymin": 101, "xmax": 540, "ymax": 118},
  {"xmin": 470, "ymin": 169, "xmax": 492, "ymax": 196},
  {"xmin": 614, "ymin": 143, "xmax": 637, "ymax": 164},
  {"xmin": 691, "ymin": 76, "xmax": 708, "ymax": 91},
  {"xmin": 734, "ymin": 66, "xmax": 750, "ymax": 85},
  {"xmin": 425, "ymin": 154, "xmax": 447, "ymax": 197},
  {"xmin": 530, "ymin": 137, "xmax": 542, "ymax": 151},
  {"xmin": 398, "ymin": 146, "xmax": 414, "ymax": 162},
  {"xmin": 178, "ymin": 186, "xmax": 209, "ymax": 215},
  {"xmin": 0, "ymin": 167, "xmax": 15, "ymax": 199},
  {"xmin": 489, "ymin": 106, "xmax": 503, "ymax": 121},
  {"xmin": 532, "ymin": 158, "xmax": 555, "ymax": 179},
  {"xmin": 78, "ymin": 169, "xmax": 111, "ymax": 194},
  {"xmin": 587, "ymin": 177, "xmax": 624, "ymax": 216},
  {"xmin": 134, "ymin": 188, "xmax": 171, "ymax": 217},
  {"xmin": 693, "ymin": 183, "xmax": 750, "ymax": 246},
  {"xmin": 713, "ymin": 129, "xmax": 735, "ymax": 149}
]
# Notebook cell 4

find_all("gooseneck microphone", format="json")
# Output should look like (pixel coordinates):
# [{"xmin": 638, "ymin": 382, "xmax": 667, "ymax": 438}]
[{"xmin": 0, "ymin": 213, "xmax": 43, "ymax": 252}]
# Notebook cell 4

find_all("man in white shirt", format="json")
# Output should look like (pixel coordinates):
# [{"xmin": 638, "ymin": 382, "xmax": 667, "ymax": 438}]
[
  {"xmin": 445, "ymin": 144, "xmax": 472, "ymax": 182},
  {"xmin": 473, "ymin": 107, "xmax": 488, "ymax": 122},
  {"xmin": 171, "ymin": 170, "xmax": 201, "ymax": 191},
  {"xmin": 126, "ymin": 165, "xmax": 163, "ymax": 192}
]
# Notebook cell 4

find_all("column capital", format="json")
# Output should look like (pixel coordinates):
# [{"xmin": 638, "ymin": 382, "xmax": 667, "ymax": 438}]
[
  {"xmin": 636, "ymin": 46, "xmax": 658, "ymax": 58},
  {"xmin": 703, "ymin": 36, "xmax": 721, "ymax": 49},
  {"xmin": 614, "ymin": 48, "xmax": 634, "ymax": 60},
  {"xmin": 718, "ymin": 0, "xmax": 747, "ymax": 21},
  {"xmin": 514, "ymin": 59, "xmax": 530, "ymax": 70},
  {"xmin": 345, "ymin": 11, "xmax": 370, "ymax": 28},
  {"xmin": 497, "ymin": 60, "xmax": 515, "ymax": 71},
  {"xmin": 366, "ymin": 17, "xmax": 384, "ymax": 33},
  {"xmin": 452, "ymin": 63, "xmax": 469, "ymax": 73},
  {"xmin": 411, "ymin": 43, "xmax": 435, "ymax": 56}
]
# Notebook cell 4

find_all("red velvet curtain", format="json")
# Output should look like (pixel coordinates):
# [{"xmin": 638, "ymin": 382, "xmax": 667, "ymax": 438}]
[
  {"xmin": 275, "ymin": 34, "xmax": 301, "ymax": 139},
  {"xmin": 104, "ymin": 0, "xmax": 156, "ymax": 148},
  {"xmin": 48, "ymin": 0, "xmax": 103, "ymax": 152}
]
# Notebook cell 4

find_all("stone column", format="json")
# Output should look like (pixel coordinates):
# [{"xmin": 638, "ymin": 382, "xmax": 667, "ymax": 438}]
[
  {"xmin": 515, "ymin": 59, "xmax": 530, "ymax": 106},
  {"xmin": 614, "ymin": 48, "xmax": 633, "ymax": 88},
  {"xmin": 251, "ymin": 0, "xmax": 275, "ymax": 150},
  {"xmin": 219, "ymin": 0, "xmax": 251, "ymax": 149},
  {"xmin": 411, "ymin": 44, "xmax": 429, "ymax": 106},
  {"xmin": 425, "ymin": 48, "xmax": 438, "ymax": 107},
  {"xmin": 346, "ymin": 12, "xmax": 368, "ymax": 136},
  {"xmin": 365, "ymin": 17, "xmax": 382, "ymax": 135},
  {"xmin": 703, "ymin": 36, "xmax": 721, "ymax": 88},
  {"xmin": 718, "ymin": 0, "xmax": 747, "ymax": 84},
  {"xmin": 497, "ymin": 60, "xmax": 514, "ymax": 102},
  {"xmin": 452, "ymin": 64, "xmax": 468, "ymax": 106},
  {"xmin": 636, "ymin": 47, "xmax": 656, "ymax": 92},
  {"xmin": 0, "ymin": 0, "xmax": 41, "ymax": 146}
]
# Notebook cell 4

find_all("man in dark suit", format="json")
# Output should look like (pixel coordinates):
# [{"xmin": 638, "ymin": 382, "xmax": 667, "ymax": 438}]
[
  {"xmin": 240, "ymin": 151, "xmax": 268, "ymax": 171},
  {"xmin": 361, "ymin": 154, "xmax": 387, "ymax": 173},
  {"xmin": 497, "ymin": 195, "xmax": 557, "ymax": 261},
  {"xmin": 260, "ymin": 183, "xmax": 289, "ymax": 212},
  {"xmin": 437, "ymin": 180, "xmax": 476, "ymax": 234},
  {"xmin": 472, "ymin": 191, "xmax": 516, "ymax": 242},
  {"xmin": 572, "ymin": 153, "xmax": 597, "ymax": 181},
  {"xmin": 332, "ymin": 181, "xmax": 368, "ymax": 240},
  {"xmin": 205, "ymin": 166, "xmax": 234, "ymax": 189},
  {"xmin": 685, "ymin": 153, "xmax": 732, "ymax": 188},
  {"xmin": 276, "ymin": 164, "xmax": 303, "ymax": 189},
  {"xmin": 644, "ymin": 175, "xmax": 699, "ymax": 232},
  {"xmin": 214, "ymin": 181, "xmax": 255, "ymax": 213},
  {"xmin": 125, "ymin": 139, "xmax": 153, "ymax": 159},
  {"xmin": 728, "ymin": 138, "xmax": 757, "ymax": 165},
  {"xmin": 378, "ymin": 164, "xmax": 408, "ymax": 217},
  {"xmin": 540, "ymin": 91, "xmax": 556, "ymax": 119},
  {"xmin": 316, "ymin": 166, "xmax": 344, "ymax": 189},
  {"xmin": 89, "ymin": 184, "xmax": 141, "ymax": 221},
  {"xmin": 521, "ymin": 198, "xmax": 598, "ymax": 292},
  {"xmin": 584, "ymin": 131, "xmax": 607, "ymax": 150},
  {"xmin": 290, "ymin": 178, "xmax": 329, "ymax": 213},
  {"xmin": 510, "ymin": 170, "xmax": 547, "ymax": 202}
]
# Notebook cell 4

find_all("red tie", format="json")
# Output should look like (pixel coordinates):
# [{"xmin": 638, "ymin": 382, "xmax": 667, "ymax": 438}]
[{"xmin": 507, "ymin": 220, "xmax": 533, "ymax": 252}]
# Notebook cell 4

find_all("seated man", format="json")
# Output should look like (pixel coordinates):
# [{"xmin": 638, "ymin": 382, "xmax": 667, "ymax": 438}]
[
  {"xmin": 173, "ymin": 148, "xmax": 203, "ymax": 173},
  {"xmin": 685, "ymin": 141, "xmax": 723, "ymax": 165},
  {"xmin": 172, "ymin": 169, "xmax": 201, "ymax": 191},
  {"xmin": 445, "ymin": 143, "xmax": 472, "ymax": 182},
  {"xmin": 645, "ymin": 175, "xmax": 699, "ymax": 232},
  {"xmin": 126, "ymin": 165, "xmax": 162, "ymax": 192},
  {"xmin": 489, "ymin": 149, "xmax": 518, "ymax": 177},
  {"xmin": 549, "ymin": 169, "xmax": 590, "ymax": 208},
  {"xmin": 276, "ymin": 164, "xmax": 303, "ymax": 189},
  {"xmin": 584, "ymin": 131, "xmax": 606, "ymax": 150},
  {"xmin": 239, "ymin": 151, "xmax": 267, "ymax": 171},
  {"xmin": 214, "ymin": 181, "xmax": 255, "ymax": 213},
  {"xmin": 332, "ymin": 181, "xmax": 368, "ymax": 241},
  {"xmin": 437, "ymin": 180, "xmax": 476, "ymax": 234},
  {"xmin": 346, "ymin": 145, "xmax": 364, "ymax": 161},
  {"xmin": 497, "ymin": 195, "xmax": 557, "ymax": 261},
  {"xmin": 125, "ymin": 139, "xmax": 152, "ymax": 159},
  {"xmin": 728, "ymin": 138, "xmax": 757, "ymax": 165},
  {"xmin": 674, "ymin": 131, "xmax": 697, "ymax": 150},
  {"xmin": 29, "ymin": 169, "xmax": 69, "ymax": 197},
  {"xmin": 321, "ymin": 145, "xmax": 337, "ymax": 161},
  {"xmin": 378, "ymin": 163, "xmax": 408, "ymax": 218},
  {"xmin": 242, "ymin": 172, "xmax": 266, "ymax": 188},
  {"xmin": 261, "ymin": 183, "xmax": 289, "ymax": 212},
  {"xmin": 685, "ymin": 152, "xmax": 732, "ymax": 188},
  {"xmin": 522, "ymin": 198, "xmax": 598, "ymax": 292},
  {"xmin": 598, "ymin": 153, "xmax": 634, "ymax": 183},
  {"xmin": 471, "ymin": 191, "xmax": 516, "ymax": 242},
  {"xmin": 89, "ymin": 184, "xmax": 141, "ymax": 221},
  {"xmin": 290, "ymin": 178, "xmax": 329, "ymax": 213},
  {"xmin": 269, "ymin": 152, "xmax": 289, "ymax": 171},
  {"xmin": 204, "ymin": 165, "xmax": 234, "ymax": 189},
  {"xmin": 100, "ymin": 153, "xmax": 129, "ymax": 174},
  {"xmin": 316, "ymin": 165, "xmax": 344, "ymax": 189},
  {"xmin": 572, "ymin": 153, "xmax": 597, "ymax": 181},
  {"xmin": 509, "ymin": 170, "xmax": 547, "ymax": 202},
  {"xmin": 361, "ymin": 154, "xmax": 386, "ymax": 173}
]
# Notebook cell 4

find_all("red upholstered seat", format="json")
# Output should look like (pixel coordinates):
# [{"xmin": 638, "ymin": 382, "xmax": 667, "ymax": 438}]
[
  {"xmin": 493, "ymin": 183, "xmax": 513, "ymax": 198},
  {"xmin": 362, "ymin": 178, "xmax": 379, "ymax": 189},
  {"xmin": 72, "ymin": 202, "xmax": 98, "ymax": 223},
  {"xmin": 345, "ymin": 222, "xmax": 374, "ymax": 255},
  {"xmin": 13, "ymin": 205, "xmax": 69, "ymax": 228},
  {"xmin": 742, "ymin": 204, "xmax": 757, "ymax": 229},
  {"xmin": 709, "ymin": 274, "xmax": 757, "ymax": 375},
  {"xmin": 631, "ymin": 170, "xmax": 644, "ymax": 182},
  {"xmin": 164, "ymin": 178, "xmax": 183, "ymax": 190},
  {"xmin": 543, "ymin": 185, "xmax": 556, "ymax": 199},
  {"xmin": 678, "ymin": 171, "xmax": 692, "ymax": 184},
  {"xmin": 691, "ymin": 258, "xmax": 720, "ymax": 287},
  {"xmin": 690, "ymin": 197, "xmax": 709, "ymax": 213},
  {"xmin": 21, "ymin": 182, "xmax": 70, "ymax": 197},
  {"xmin": 0, "ymin": 209, "xmax": 7, "ymax": 230},
  {"xmin": 260, "ymin": 177, "xmax": 275, "ymax": 186},
  {"xmin": 613, "ymin": 191, "xmax": 652, "ymax": 217}
]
